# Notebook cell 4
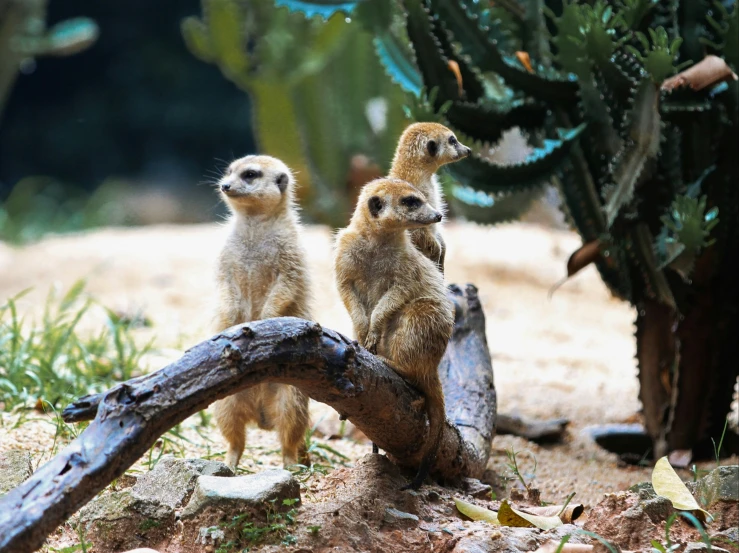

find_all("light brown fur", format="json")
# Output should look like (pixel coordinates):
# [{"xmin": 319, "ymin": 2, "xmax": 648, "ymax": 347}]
[
  {"xmin": 334, "ymin": 178, "xmax": 454, "ymax": 489},
  {"xmin": 212, "ymin": 155, "xmax": 311, "ymax": 469},
  {"xmin": 389, "ymin": 123, "xmax": 471, "ymax": 273}
]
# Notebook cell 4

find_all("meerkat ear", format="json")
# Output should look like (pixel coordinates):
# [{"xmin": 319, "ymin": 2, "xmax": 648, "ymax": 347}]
[
  {"xmin": 275, "ymin": 173, "xmax": 289, "ymax": 193},
  {"xmin": 368, "ymin": 196, "xmax": 384, "ymax": 218},
  {"xmin": 427, "ymin": 139, "xmax": 438, "ymax": 157}
]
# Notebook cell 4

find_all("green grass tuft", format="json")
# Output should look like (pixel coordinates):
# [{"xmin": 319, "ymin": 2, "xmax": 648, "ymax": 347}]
[{"xmin": 0, "ymin": 280, "xmax": 152, "ymax": 412}]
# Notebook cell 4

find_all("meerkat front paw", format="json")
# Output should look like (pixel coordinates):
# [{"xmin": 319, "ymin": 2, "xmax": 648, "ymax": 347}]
[{"xmin": 364, "ymin": 332, "xmax": 380, "ymax": 354}]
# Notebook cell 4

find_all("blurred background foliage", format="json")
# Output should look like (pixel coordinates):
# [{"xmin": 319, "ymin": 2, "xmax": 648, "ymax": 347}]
[{"xmin": 0, "ymin": 0, "xmax": 541, "ymax": 243}]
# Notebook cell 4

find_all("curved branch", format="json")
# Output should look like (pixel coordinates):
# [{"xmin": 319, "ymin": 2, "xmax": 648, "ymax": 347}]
[{"xmin": 0, "ymin": 284, "xmax": 495, "ymax": 553}]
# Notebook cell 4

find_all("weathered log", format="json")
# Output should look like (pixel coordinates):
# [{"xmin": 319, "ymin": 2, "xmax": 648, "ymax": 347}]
[{"xmin": 0, "ymin": 284, "xmax": 495, "ymax": 553}]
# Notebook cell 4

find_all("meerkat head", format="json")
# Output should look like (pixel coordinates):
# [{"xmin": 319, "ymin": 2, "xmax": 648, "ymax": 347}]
[
  {"xmin": 393, "ymin": 122, "xmax": 471, "ymax": 173},
  {"xmin": 218, "ymin": 155, "xmax": 294, "ymax": 215},
  {"xmin": 356, "ymin": 178, "xmax": 442, "ymax": 231}
]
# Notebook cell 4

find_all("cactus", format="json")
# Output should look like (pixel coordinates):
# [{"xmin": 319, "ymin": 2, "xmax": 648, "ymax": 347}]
[
  {"xmin": 277, "ymin": 0, "xmax": 739, "ymax": 458},
  {"xmin": 0, "ymin": 0, "xmax": 98, "ymax": 120},
  {"xmin": 181, "ymin": 0, "xmax": 411, "ymax": 226}
]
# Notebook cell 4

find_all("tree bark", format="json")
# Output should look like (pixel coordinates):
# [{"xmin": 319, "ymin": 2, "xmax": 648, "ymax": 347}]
[{"xmin": 0, "ymin": 284, "xmax": 495, "ymax": 553}]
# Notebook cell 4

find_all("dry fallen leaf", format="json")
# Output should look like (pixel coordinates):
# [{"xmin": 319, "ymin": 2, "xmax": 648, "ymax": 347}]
[
  {"xmin": 498, "ymin": 500, "xmax": 563, "ymax": 530},
  {"xmin": 549, "ymin": 240, "xmax": 602, "ymax": 298},
  {"xmin": 652, "ymin": 456, "xmax": 711, "ymax": 520},
  {"xmin": 454, "ymin": 498, "xmax": 500, "ymax": 524},
  {"xmin": 447, "ymin": 60, "xmax": 464, "ymax": 97},
  {"xmin": 533, "ymin": 542, "xmax": 594, "ymax": 553},
  {"xmin": 515, "ymin": 51, "xmax": 534, "ymax": 73},
  {"xmin": 662, "ymin": 55, "xmax": 738, "ymax": 92},
  {"xmin": 527, "ymin": 503, "xmax": 584, "ymax": 524}
]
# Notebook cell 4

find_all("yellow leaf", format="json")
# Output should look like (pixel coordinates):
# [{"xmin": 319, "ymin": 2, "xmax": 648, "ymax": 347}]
[
  {"xmin": 498, "ymin": 500, "xmax": 563, "ymax": 530},
  {"xmin": 454, "ymin": 498, "xmax": 500, "ymax": 524},
  {"xmin": 652, "ymin": 456, "xmax": 710, "ymax": 519}
]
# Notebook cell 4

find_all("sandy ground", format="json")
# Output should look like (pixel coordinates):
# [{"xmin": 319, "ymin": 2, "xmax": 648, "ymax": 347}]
[{"xmin": 1, "ymin": 221, "xmax": 728, "ymax": 511}]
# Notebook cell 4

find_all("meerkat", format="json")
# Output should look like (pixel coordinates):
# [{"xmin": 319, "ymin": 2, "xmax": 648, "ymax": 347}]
[
  {"xmin": 211, "ymin": 155, "xmax": 311, "ymax": 470},
  {"xmin": 389, "ymin": 122, "xmax": 471, "ymax": 273},
  {"xmin": 334, "ymin": 177, "xmax": 455, "ymax": 489}
]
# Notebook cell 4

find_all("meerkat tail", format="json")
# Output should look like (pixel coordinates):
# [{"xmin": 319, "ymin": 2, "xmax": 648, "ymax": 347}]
[{"xmin": 402, "ymin": 381, "xmax": 446, "ymax": 490}]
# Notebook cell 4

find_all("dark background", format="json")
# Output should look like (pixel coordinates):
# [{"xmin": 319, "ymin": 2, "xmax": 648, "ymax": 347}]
[{"xmin": 0, "ymin": 0, "xmax": 254, "ymax": 200}]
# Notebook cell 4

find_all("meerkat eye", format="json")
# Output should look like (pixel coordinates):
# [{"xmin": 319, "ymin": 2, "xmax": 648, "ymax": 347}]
[
  {"xmin": 241, "ymin": 169, "xmax": 261, "ymax": 180},
  {"xmin": 400, "ymin": 196, "xmax": 422, "ymax": 210},
  {"xmin": 427, "ymin": 140, "xmax": 438, "ymax": 157},
  {"xmin": 368, "ymin": 196, "xmax": 384, "ymax": 218},
  {"xmin": 449, "ymin": 136, "xmax": 458, "ymax": 145},
  {"xmin": 275, "ymin": 173, "xmax": 288, "ymax": 193}
]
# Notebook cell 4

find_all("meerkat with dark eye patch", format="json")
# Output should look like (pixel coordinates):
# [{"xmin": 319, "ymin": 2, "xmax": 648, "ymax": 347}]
[
  {"xmin": 334, "ymin": 177, "xmax": 454, "ymax": 490},
  {"xmin": 212, "ymin": 154, "xmax": 311, "ymax": 470},
  {"xmin": 389, "ymin": 122, "xmax": 471, "ymax": 273}
]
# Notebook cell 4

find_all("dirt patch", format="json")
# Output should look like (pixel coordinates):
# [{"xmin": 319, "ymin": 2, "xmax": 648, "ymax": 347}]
[{"xmin": 1, "ymin": 222, "xmax": 737, "ymax": 552}]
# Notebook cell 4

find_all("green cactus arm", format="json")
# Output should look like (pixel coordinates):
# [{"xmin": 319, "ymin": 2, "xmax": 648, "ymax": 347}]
[
  {"xmin": 181, "ymin": 17, "xmax": 214, "ymax": 63},
  {"xmin": 445, "ymin": 100, "xmax": 547, "ymax": 145},
  {"xmin": 402, "ymin": 0, "xmax": 460, "ymax": 106},
  {"xmin": 17, "ymin": 17, "xmax": 99, "ymax": 57},
  {"xmin": 444, "ymin": 124, "xmax": 586, "ymax": 194},
  {"xmin": 374, "ymin": 32, "xmax": 423, "ymax": 95},
  {"xmin": 628, "ymin": 224, "xmax": 677, "ymax": 310},
  {"xmin": 450, "ymin": 185, "xmax": 544, "ymax": 224},
  {"xmin": 701, "ymin": 0, "xmax": 739, "ymax": 71},
  {"xmin": 423, "ymin": 0, "xmax": 579, "ymax": 103},
  {"xmin": 430, "ymin": 15, "xmax": 486, "ymax": 102},
  {"xmin": 248, "ymin": 80, "xmax": 315, "ymax": 202},
  {"xmin": 273, "ymin": 0, "xmax": 362, "ymax": 18},
  {"xmin": 603, "ymin": 79, "xmax": 662, "ymax": 227},
  {"xmin": 660, "ymin": 86, "xmax": 714, "ymax": 117},
  {"xmin": 430, "ymin": 0, "xmax": 522, "ymax": 65}
]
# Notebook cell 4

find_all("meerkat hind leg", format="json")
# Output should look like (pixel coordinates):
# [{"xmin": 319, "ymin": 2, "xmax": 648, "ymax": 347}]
[
  {"xmin": 271, "ymin": 385, "xmax": 310, "ymax": 468},
  {"xmin": 214, "ymin": 392, "xmax": 253, "ymax": 470}
]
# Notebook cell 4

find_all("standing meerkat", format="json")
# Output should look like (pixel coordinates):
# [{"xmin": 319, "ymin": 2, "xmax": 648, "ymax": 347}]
[
  {"xmin": 212, "ymin": 155, "xmax": 311, "ymax": 469},
  {"xmin": 334, "ymin": 177, "xmax": 454, "ymax": 489},
  {"xmin": 389, "ymin": 122, "xmax": 471, "ymax": 273}
]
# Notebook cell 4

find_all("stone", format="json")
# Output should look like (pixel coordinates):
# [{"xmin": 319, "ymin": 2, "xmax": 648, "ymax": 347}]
[
  {"xmin": 710, "ymin": 527, "xmax": 739, "ymax": 553},
  {"xmin": 383, "ymin": 507, "xmax": 419, "ymax": 527},
  {"xmin": 461, "ymin": 478, "xmax": 493, "ymax": 499},
  {"xmin": 628, "ymin": 481, "xmax": 674, "ymax": 523},
  {"xmin": 0, "ymin": 450, "xmax": 33, "ymax": 496},
  {"xmin": 77, "ymin": 457, "xmax": 234, "ymax": 553},
  {"xmin": 132, "ymin": 455, "xmax": 233, "ymax": 511},
  {"xmin": 684, "ymin": 543, "xmax": 730, "ymax": 553},
  {"xmin": 181, "ymin": 469, "xmax": 300, "ymax": 518},
  {"xmin": 696, "ymin": 465, "xmax": 739, "ymax": 531}
]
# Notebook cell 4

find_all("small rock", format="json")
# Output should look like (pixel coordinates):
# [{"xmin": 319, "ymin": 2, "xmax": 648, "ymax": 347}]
[
  {"xmin": 462, "ymin": 478, "xmax": 492, "ymax": 499},
  {"xmin": 696, "ymin": 465, "xmax": 739, "ymax": 530},
  {"xmin": 0, "ymin": 450, "xmax": 33, "ymax": 496},
  {"xmin": 78, "ymin": 457, "xmax": 233, "ymax": 553},
  {"xmin": 427, "ymin": 490, "xmax": 441, "ymax": 502},
  {"xmin": 684, "ymin": 543, "xmax": 730, "ymax": 553},
  {"xmin": 629, "ymin": 481, "xmax": 674, "ymax": 523},
  {"xmin": 383, "ymin": 507, "xmax": 419, "ymax": 527},
  {"xmin": 132, "ymin": 456, "xmax": 233, "ymax": 511},
  {"xmin": 710, "ymin": 527, "xmax": 739, "ymax": 553},
  {"xmin": 181, "ymin": 469, "xmax": 300, "ymax": 518}
]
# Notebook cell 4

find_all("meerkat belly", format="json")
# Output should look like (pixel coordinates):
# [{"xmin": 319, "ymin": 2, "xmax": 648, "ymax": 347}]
[{"xmin": 233, "ymin": 244, "xmax": 281, "ymax": 321}]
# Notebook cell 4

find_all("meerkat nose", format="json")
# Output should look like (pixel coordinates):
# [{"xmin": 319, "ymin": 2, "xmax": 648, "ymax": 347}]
[
  {"xmin": 433, "ymin": 212, "xmax": 442, "ymax": 223},
  {"xmin": 464, "ymin": 146, "xmax": 471, "ymax": 156},
  {"xmin": 221, "ymin": 182, "xmax": 231, "ymax": 192}
]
